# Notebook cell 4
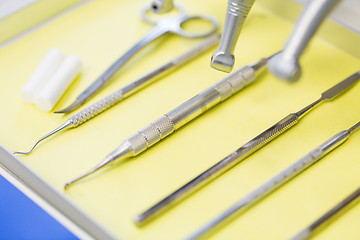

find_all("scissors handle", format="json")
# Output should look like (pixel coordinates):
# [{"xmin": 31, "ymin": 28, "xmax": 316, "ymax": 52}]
[
  {"xmin": 140, "ymin": 4, "xmax": 219, "ymax": 38},
  {"xmin": 60, "ymin": 4, "xmax": 218, "ymax": 113}
]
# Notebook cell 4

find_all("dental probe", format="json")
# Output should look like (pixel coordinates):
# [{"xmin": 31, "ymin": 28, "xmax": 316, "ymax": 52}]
[
  {"xmin": 187, "ymin": 121, "xmax": 360, "ymax": 240},
  {"xmin": 13, "ymin": 35, "xmax": 221, "ymax": 155},
  {"xmin": 134, "ymin": 71, "xmax": 360, "ymax": 226},
  {"xmin": 291, "ymin": 186, "xmax": 360, "ymax": 240},
  {"xmin": 64, "ymin": 52, "xmax": 276, "ymax": 188}
]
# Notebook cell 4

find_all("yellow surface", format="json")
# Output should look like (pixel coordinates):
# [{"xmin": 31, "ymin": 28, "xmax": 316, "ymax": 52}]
[{"xmin": 0, "ymin": 0, "xmax": 360, "ymax": 239}]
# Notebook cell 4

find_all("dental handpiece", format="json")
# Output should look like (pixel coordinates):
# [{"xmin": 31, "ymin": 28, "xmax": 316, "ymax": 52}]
[
  {"xmin": 291, "ymin": 185, "xmax": 360, "ymax": 240},
  {"xmin": 134, "ymin": 71, "xmax": 360, "ymax": 225},
  {"xmin": 187, "ymin": 121, "xmax": 360, "ymax": 240},
  {"xmin": 211, "ymin": 0, "xmax": 256, "ymax": 73},
  {"xmin": 64, "ymin": 53, "xmax": 275, "ymax": 188},
  {"xmin": 268, "ymin": 0, "xmax": 342, "ymax": 81},
  {"xmin": 13, "ymin": 35, "xmax": 221, "ymax": 155}
]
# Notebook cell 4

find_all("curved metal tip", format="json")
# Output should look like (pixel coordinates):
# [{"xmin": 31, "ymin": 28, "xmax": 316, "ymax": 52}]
[
  {"xmin": 54, "ymin": 99, "xmax": 83, "ymax": 114},
  {"xmin": 64, "ymin": 156, "xmax": 112, "ymax": 189},
  {"xmin": 13, "ymin": 121, "xmax": 73, "ymax": 156},
  {"xmin": 13, "ymin": 141, "xmax": 40, "ymax": 155}
]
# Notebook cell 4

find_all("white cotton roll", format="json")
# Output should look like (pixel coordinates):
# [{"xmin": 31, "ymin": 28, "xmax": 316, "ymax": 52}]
[
  {"xmin": 35, "ymin": 55, "xmax": 82, "ymax": 112},
  {"xmin": 21, "ymin": 48, "xmax": 65, "ymax": 103}
]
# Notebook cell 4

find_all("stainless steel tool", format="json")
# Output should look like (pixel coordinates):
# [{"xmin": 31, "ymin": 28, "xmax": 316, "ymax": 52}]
[
  {"xmin": 268, "ymin": 0, "xmax": 342, "ymax": 81},
  {"xmin": 13, "ymin": 35, "xmax": 221, "ymax": 155},
  {"xmin": 187, "ymin": 121, "xmax": 360, "ymax": 240},
  {"xmin": 64, "ymin": 53, "xmax": 276, "ymax": 188},
  {"xmin": 134, "ymin": 71, "xmax": 360, "ymax": 226},
  {"xmin": 291, "ymin": 186, "xmax": 360, "ymax": 240},
  {"xmin": 150, "ymin": 0, "xmax": 174, "ymax": 14},
  {"xmin": 55, "ymin": 5, "xmax": 218, "ymax": 113},
  {"xmin": 211, "ymin": 0, "xmax": 256, "ymax": 73}
]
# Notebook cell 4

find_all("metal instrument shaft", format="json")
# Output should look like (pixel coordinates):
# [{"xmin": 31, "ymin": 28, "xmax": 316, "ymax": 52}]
[
  {"xmin": 64, "ymin": 53, "xmax": 275, "ymax": 188},
  {"xmin": 56, "ymin": 5, "xmax": 218, "ymax": 113},
  {"xmin": 291, "ymin": 186, "xmax": 360, "ymax": 240},
  {"xmin": 134, "ymin": 71, "xmax": 360, "ymax": 225},
  {"xmin": 13, "ymin": 35, "xmax": 220, "ymax": 155},
  {"xmin": 187, "ymin": 121, "xmax": 360, "ymax": 240}
]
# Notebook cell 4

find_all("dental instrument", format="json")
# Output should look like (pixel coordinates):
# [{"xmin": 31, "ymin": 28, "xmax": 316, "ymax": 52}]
[
  {"xmin": 291, "ymin": 186, "xmax": 360, "ymax": 240},
  {"xmin": 134, "ymin": 71, "xmax": 360, "ymax": 225},
  {"xmin": 13, "ymin": 34, "xmax": 221, "ymax": 155},
  {"xmin": 187, "ymin": 121, "xmax": 360, "ymax": 240},
  {"xmin": 55, "ymin": 5, "xmax": 218, "ymax": 113},
  {"xmin": 211, "ymin": 0, "xmax": 256, "ymax": 73},
  {"xmin": 268, "ymin": 0, "xmax": 342, "ymax": 81},
  {"xmin": 64, "ymin": 52, "xmax": 277, "ymax": 188}
]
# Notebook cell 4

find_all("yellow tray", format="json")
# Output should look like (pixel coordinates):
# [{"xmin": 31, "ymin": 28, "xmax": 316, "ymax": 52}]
[{"xmin": 1, "ymin": 0, "xmax": 360, "ymax": 239}]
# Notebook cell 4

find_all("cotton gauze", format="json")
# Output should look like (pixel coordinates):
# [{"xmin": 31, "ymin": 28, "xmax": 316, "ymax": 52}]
[
  {"xmin": 35, "ymin": 55, "xmax": 82, "ymax": 112},
  {"xmin": 21, "ymin": 48, "xmax": 65, "ymax": 103}
]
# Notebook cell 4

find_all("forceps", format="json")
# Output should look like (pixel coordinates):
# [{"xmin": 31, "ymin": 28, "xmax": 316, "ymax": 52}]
[{"xmin": 55, "ymin": 5, "xmax": 219, "ymax": 113}]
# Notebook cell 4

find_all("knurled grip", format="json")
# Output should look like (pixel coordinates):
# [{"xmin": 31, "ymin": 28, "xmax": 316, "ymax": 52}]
[
  {"xmin": 228, "ymin": 0, "xmax": 255, "ymax": 17},
  {"xmin": 213, "ymin": 66, "xmax": 255, "ymax": 100},
  {"xmin": 69, "ymin": 89, "xmax": 123, "ymax": 127},
  {"xmin": 135, "ymin": 113, "xmax": 299, "ymax": 225},
  {"xmin": 126, "ymin": 115, "xmax": 175, "ymax": 155}
]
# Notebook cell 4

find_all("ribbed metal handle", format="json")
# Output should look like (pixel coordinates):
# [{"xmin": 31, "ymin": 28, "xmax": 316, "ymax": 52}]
[
  {"xmin": 123, "ymin": 66, "xmax": 256, "ymax": 158},
  {"xmin": 126, "ymin": 115, "xmax": 175, "ymax": 155},
  {"xmin": 228, "ymin": 0, "xmax": 254, "ymax": 16},
  {"xmin": 69, "ymin": 89, "xmax": 123, "ymax": 127}
]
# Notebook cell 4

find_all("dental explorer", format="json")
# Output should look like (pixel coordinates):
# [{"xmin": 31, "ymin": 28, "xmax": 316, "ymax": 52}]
[
  {"xmin": 55, "ymin": 5, "xmax": 218, "ymax": 113},
  {"xmin": 187, "ymin": 121, "xmax": 360, "ymax": 240},
  {"xmin": 13, "ymin": 35, "xmax": 221, "ymax": 155},
  {"xmin": 211, "ymin": 0, "xmax": 256, "ymax": 73},
  {"xmin": 64, "ymin": 52, "xmax": 277, "ymax": 188},
  {"xmin": 134, "ymin": 71, "xmax": 360, "ymax": 226},
  {"xmin": 291, "ymin": 186, "xmax": 360, "ymax": 240}
]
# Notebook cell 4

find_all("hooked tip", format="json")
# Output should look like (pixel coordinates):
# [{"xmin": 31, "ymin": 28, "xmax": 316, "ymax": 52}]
[
  {"xmin": 13, "ymin": 143, "xmax": 39, "ymax": 155},
  {"xmin": 12, "ymin": 121, "xmax": 73, "ymax": 156},
  {"xmin": 13, "ymin": 150, "xmax": 31, "ymax": 155}
]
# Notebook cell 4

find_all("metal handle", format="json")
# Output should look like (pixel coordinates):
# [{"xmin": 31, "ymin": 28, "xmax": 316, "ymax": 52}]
[
  {"xmin": 69, "ymin": 89, "xmax": 123, "ymax": 127},
  {"xmin": 211, "ymin": 0, "xmax": 255, "ymax": 72},
  {"xmin": 124, "ymin": 65, "xmax": 256, "ymax": 157},
  {"xmin": 168, "ymin": 65, "xmax": 256, "ymax": 129},
  {"xmin": 268, "ymin": 0, "xmax": 341, "ymax": 81},
  {"xmin": 134, "ymin": 113, "xmax": 298, "ymax": 225},
  {"xmin": 187, "ymin": 130, "xmax": 350, "ymax": 240},
  {"xmin": 126, "ymin": 115, "xmax": 176, "ymax": 155}
]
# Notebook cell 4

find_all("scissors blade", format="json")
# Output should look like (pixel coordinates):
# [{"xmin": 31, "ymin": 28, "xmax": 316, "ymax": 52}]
[{"xmin": 54, "ymin": 99, "xmax": 84, "ymax": 113}]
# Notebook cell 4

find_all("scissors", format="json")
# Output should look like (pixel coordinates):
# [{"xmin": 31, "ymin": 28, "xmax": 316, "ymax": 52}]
[{"xmin": 55, "ymin": 5, "xmax": 219, "ymax": 113}]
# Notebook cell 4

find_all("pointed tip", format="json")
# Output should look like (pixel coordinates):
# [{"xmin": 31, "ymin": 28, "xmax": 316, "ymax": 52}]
[
  {"xmin": 54, "ymin": 99, "xmax": 83, "ymax": 114},
  {"xmin": 13, "ymin": 151, "xmax": 30, "ymax": 155},
  {"xmin": 64, "ymin": 156, "xmax": 113, "ymax": 188}
]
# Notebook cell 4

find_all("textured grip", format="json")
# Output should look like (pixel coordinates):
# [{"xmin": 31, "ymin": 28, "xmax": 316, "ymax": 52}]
[
  {"xmin": 126, "ymin": 115, "xmax": 175, "ymax": 155},
  {"xmin": 184, "ymin": 113, "xmax": 299, "ymax": 195},
  {"xmin": 69, "ymin": 89, "xmax": 123, "ymax": 127},
  {"xmin": 213, "ymin": 66, "xmax": 255, "ymax": 100},
  {"xmin": 135, "ymin": 113, "xmax": 299, "ymax": 224},
  {"xmin": 237, "ymin": 113, "xmax": 299, "ymax": 156},
  {"xmin": 228, "ymin": 0, "xmax": 255, "ymax": 17}
]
